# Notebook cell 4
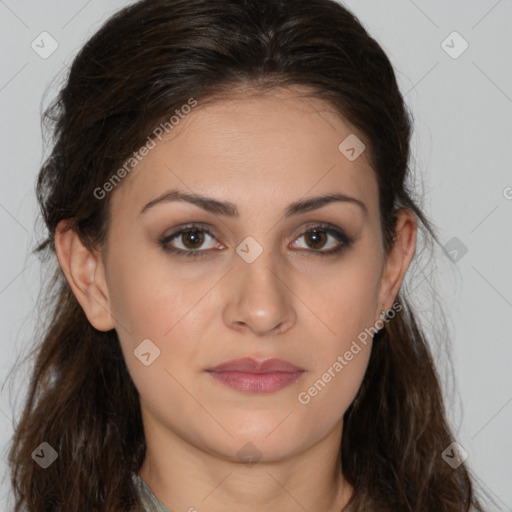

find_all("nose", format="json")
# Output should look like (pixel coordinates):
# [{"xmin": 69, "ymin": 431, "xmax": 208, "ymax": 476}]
[{"xmin": 222, "ymin": 246, "xmax": 297, "ymax": 337}]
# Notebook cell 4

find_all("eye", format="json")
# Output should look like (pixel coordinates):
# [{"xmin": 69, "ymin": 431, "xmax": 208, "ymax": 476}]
[
  {"xmin": 159, "ymin": 224, "xmax": 220, "ymax": 258},
  {"xmin": 290, "ymin": 223, "xmax": 354, "ymax": 257}
]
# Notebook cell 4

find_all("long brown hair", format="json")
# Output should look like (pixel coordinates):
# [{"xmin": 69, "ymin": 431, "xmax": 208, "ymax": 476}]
[{"xmin": 7, "ymin": 0, "xmax": 491, "ymax": 510}]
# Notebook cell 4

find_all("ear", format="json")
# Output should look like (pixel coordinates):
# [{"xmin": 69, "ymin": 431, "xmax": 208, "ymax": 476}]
[
  {"xmin": 54, "ymin": 220, "xmax": 115, "ymax": 332},
  {"xmin": 376, "ymin": 208, "xmax": 417, "ymax": 317}
]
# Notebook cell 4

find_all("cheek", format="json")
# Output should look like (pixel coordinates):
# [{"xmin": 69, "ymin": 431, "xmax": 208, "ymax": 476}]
[
  {"xmin": 107, "ymin": 250, "xmax": 217, "ymax": 384},
  {"xmin": 290, "ymin": 258, "xmax": 381, "ymax": 430},
  {"xmin": 298, "ymin": 342, "xmax": 371, "ymax": 410},
  {"xmin": 106, "ymin": 239, "xmax": 192, "ymax": 338},
  {"xmin": 295, "ymin": 316, "xmax": 373, "ymax": 440},
  {"xmin": 306, "ymin": 254, "xmax": 382, "ymax": 339}
]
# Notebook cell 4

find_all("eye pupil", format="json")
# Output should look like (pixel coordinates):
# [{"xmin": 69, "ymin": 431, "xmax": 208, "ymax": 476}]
[
  {"xmin": 306, "ymin": 229, "xmax": 327, "ymax": 249},
  {"xmin": 183, "ymin": 229, "xmax": 204, "ymax": 249}
]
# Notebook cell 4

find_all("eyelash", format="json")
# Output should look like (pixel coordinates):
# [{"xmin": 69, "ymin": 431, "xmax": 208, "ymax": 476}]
[{"xmin": 158, "ymin": 222, "xmax": 355, "ymax": 259}]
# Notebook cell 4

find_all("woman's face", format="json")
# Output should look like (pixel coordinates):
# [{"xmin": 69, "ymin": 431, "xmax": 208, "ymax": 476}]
[{"xmin": 65, "ymin": 87, "xmax": 415, "ymax": 463}]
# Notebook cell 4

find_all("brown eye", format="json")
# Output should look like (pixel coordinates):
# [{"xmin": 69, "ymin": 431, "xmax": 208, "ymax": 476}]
[
  {"xmin": 159, "ymin": 224, "xmax": 219, "ymax": 257},
  {"xmin": 303, "ymin": 229, "xmax": 328, "ymax": 250},
  {"xmin": 290, "ymin": 224, "xmax": 355, "ymax": 257},
  {"xmin": 180, "ymin": 229, "xmax": 206, "ymax": 249}
]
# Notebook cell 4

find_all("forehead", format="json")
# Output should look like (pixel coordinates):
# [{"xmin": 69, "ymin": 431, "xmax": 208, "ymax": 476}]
[{"xmin": 109, "ymin": 87, "xmax": 378, "ymax": 221}]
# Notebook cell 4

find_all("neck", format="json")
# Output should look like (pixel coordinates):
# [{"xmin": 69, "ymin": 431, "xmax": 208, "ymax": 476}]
[{"xmin": 138, "ymin": 410, "xmax": 353, "ymax": 512}]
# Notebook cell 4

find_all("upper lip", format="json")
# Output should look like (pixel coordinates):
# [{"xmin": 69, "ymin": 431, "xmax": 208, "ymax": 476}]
[{"xmin": 207, "ymin": 357, "xmax": 304, "ymax": 373}]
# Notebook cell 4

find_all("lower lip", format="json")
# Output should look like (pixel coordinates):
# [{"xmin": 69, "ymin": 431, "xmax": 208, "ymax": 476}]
[{"xmin": 207, "ymin": 371, "xmax": 305, "ymax": 393}]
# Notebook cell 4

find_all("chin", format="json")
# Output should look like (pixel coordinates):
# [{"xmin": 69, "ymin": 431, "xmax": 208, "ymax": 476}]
[{"xmin": 204, "ymin": 423, "xmax": 311, "ymax": 463}]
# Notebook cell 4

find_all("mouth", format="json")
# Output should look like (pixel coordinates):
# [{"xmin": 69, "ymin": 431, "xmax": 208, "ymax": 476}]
[{"xmin": 206, "ymin": 357, "xmax": 306, "ymax": 394}]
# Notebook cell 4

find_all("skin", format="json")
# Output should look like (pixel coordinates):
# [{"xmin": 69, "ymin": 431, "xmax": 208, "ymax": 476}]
[{"xmin": 55, "ymin": 86, "xmax": 417, "ymax": 512}]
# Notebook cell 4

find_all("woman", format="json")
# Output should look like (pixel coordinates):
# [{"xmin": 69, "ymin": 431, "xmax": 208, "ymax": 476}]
[{"xmin": 7, "ymin": 0, "xmax": 491, "ymax": 510}]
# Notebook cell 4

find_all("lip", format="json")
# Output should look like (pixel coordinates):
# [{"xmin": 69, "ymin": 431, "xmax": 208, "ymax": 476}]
[
  {"xmin": 207, "ymin": 357, "xmax": 304, "ymax": 373},
  {"xmin": 206, "ymin": 357, "xmax": 306, "ymax": 394}
]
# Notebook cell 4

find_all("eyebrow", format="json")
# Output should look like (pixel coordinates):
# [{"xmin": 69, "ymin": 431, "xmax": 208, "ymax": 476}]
[{"xmin": 139, "ymin": 189, "xmax": 368, "ymax": 218}]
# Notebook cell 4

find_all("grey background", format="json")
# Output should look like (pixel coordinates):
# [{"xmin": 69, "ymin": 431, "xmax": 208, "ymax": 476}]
[{"xmin": 1, "ymin": 0, "xmax": 511, "ymax": 510}]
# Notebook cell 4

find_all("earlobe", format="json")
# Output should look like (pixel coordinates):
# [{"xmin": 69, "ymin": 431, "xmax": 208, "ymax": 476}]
[
  {"xmin": 377, "ymin": 209, "xmax": 417, "ymax": 316},
  {"xmin": 54, "ymin": 220, "xmax": 115, "ymax": 332}
]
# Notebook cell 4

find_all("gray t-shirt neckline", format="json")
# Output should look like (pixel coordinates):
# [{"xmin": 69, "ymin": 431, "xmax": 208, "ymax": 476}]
[{"xmin": 131, "ymin": 472, "xmax": 173, "ymax": 512}]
